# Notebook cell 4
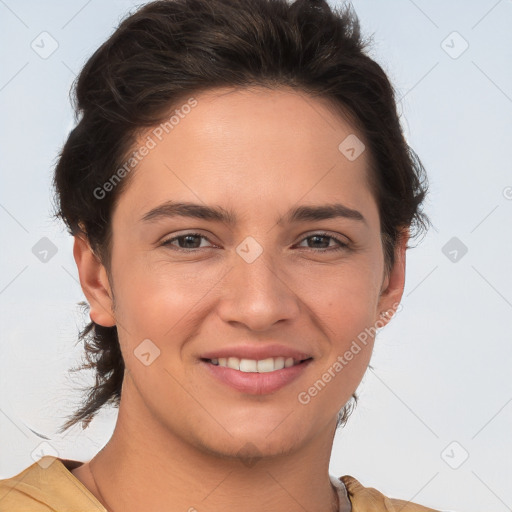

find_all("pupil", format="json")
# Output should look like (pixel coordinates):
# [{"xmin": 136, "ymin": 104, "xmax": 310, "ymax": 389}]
[
  {"xmin": 182, "ymin": 235, "xmax": 200, "ymax": 248},
  {"xmin": 310, "ymin": 235, "xmax": 328, "ymax": 248}
]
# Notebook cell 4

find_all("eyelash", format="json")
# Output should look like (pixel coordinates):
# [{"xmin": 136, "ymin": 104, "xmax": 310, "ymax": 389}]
[{"xmin": 160, "ymin": 232, "xmax": 349, "ymax": 253}]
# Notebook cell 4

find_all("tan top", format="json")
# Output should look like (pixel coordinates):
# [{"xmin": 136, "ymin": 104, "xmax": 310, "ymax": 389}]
[{"xmin": 0, "ymin": 456, "xmax": 442, "ymax": 511}]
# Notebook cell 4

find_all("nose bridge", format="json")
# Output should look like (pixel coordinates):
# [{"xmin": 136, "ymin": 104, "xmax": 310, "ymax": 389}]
[
  {"xmin": 236, "ymin": 241, "xmax": 280, "ymax": 293},
  {"xmin": 234, "ymin": 237, "xmax": 287, "ymax": 299},
  {"xmin": 218, "ymin": 236, "xmax": 300, "ymax": 330}
]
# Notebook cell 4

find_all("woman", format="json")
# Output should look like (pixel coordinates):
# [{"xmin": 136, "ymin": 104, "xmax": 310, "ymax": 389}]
[{"xmin": 0, "ymin": 0, "xmax": 442, "ymax": 510}]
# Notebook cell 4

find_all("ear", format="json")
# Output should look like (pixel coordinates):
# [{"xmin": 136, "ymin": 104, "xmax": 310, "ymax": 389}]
[
  {"xmin": 73, "ymin": 235, "xmax": 116, "ymax": 327},
  {"xmin": 375, "ymin": 228, "xmax": 408, "ymax": 327}
]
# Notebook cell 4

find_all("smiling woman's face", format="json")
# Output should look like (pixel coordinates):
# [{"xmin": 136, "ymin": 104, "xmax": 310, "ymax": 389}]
[{"xmin": 80, "ymin": 86, "xmax": 406, "ymax": 460}]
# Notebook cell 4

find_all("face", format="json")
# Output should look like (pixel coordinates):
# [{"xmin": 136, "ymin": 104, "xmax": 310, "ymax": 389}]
[{"xmin": 77, "ymin": 86, "xmax": 406, "ymax": 460}]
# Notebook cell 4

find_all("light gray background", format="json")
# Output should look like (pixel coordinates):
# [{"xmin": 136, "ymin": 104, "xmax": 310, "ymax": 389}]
[{"xmin": 0, "ymin": 1, "xmax": 511, "ymax": 511}]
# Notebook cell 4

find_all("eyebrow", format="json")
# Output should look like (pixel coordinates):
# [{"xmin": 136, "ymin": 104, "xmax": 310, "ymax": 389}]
[{"xmin": 140, "ymin": 200, "xmax": 366, "ymax": 226}]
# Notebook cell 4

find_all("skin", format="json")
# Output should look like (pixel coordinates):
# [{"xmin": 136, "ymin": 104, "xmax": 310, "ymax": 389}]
[{"xmin": 71, "ymin": 86, "xmax": 407, "ymax": 512}]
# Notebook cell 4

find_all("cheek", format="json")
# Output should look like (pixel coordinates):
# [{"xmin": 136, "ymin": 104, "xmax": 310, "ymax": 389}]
[
  {"xmin": 111, "ymin": 255, "xmax": 225, "ymax": 340},
  {"xmin": 294, "ymin": 254, "xmax": 382, "ymax": 319},
  {"xmin": 297, "ymin": 257, "xmax": 381, "ymax": 373}
]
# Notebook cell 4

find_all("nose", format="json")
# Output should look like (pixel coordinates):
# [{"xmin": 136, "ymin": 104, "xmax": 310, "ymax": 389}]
[{"xmin": 216, "ymin": 248, "xmax": 301, "ymax": 332}]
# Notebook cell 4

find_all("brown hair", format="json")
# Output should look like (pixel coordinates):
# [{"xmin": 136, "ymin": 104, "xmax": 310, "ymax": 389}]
[{"xmin": 53, "ymin": 0, "xmax": 430, "ymax": 433}]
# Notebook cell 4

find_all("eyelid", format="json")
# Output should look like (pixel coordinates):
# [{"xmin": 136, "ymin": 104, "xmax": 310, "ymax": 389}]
[
  {"xmin": 160, "ymin": 231, "xmax": 218, "ymax": 249},
  {"xmin": 160, "ymin": 230, "xmax": 350, "ymax": 252},
  {"xmin": 298, "ymin": 230, "xmax": 350, "ymax": 244},
  {"xmin": 295, "ymin": 231, "xmax": 350, "ymax": 250}
]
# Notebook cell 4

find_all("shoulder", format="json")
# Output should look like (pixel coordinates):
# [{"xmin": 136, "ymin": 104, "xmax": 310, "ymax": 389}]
[
  {"xmin": 0, "ymin": 456, "xmax": 105, "ymax": 512},
  {"xmin": 0, "ymin": 458, "xmax": 54, "ymax": 511},
  {"xmin": 337, "ymin": 474, "xmax": 443, "ymax": 511}
]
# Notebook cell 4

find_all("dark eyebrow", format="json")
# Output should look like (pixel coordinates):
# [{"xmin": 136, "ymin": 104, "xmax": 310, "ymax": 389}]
[
  {"xmin": 284, "ymin": 203, "xmax": 366, "ymax": 225},
  {"xmin": 140, "ymin": 201, "xmax": 237, "ymax": 225},
  {"xmin": 140, "ymin": 201, "xmax": 366, "ymax": 226}
]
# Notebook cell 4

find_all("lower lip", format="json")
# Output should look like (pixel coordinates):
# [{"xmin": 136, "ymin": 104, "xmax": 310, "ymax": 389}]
[{"xmin": 201, "ymin": 359, "xmax": 313, "ymax": 395}]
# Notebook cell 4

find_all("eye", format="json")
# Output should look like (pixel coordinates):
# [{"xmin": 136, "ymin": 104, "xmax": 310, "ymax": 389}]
[
  {"xmin": 160, "ymin": 231, "xmax": 349, "ymax": 253},
  {"xmin": 161, "ymin": 233, "xmax": 215, "ymax": 250},
  {"xmin": 296, "ymin": 232, "xmax": 349, "ymax": 252}
]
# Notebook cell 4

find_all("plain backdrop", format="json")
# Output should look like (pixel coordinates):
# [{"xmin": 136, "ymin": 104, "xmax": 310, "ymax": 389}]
[{"xmin": 0, "ymin": 1, "xmax": 511, "ymax": 511}]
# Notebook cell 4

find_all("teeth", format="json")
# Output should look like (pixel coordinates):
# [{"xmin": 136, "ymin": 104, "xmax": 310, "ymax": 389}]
[
  {"xmin": 227, "ymin": 357, "xmax": 240, "ymax": 370},
  {"xmin": 239, "ymin": 359, "xmax": 257, "ymax": 372},
  {"xmin": 274, "ymin": 357, "xmax": 285, "ymax": 370},
  {"xmin": 257, "ymin": 358, "xmax": 275, "ymax": 373},
  {"xmin": 209, "ymin": 356, "xmax": 302, "ymax": 373}
]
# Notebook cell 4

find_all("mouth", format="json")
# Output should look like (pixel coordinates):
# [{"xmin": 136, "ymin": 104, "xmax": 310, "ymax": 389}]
[
  {"xmin": 202, "ymin": 356, "xmax": 312, "ymax": 372},
  {"xmin": 200, "ymin": 356, "xmax": 314, "ymax": 394}
]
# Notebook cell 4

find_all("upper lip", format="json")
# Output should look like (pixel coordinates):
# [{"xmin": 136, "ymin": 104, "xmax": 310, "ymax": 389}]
[{"xmin": 200, "ymin": 344, "xmax": 313, "ymax": 361}]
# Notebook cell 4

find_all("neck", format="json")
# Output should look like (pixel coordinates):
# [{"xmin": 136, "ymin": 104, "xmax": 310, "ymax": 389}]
[{"xmin": 85, "ymin": 377, "xmax": 348, "ymax": 512}]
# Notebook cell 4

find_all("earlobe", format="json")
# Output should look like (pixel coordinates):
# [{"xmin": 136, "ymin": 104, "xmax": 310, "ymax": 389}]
[
  {"xmin": 73, "ymin": 235, "xmax": 116, "ymax": 327},
  {"xmin": 376, "ymin": 229, "xmax": 408, "ymax": 328}
]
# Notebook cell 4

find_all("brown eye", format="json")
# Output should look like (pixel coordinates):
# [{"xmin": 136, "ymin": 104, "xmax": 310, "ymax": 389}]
[
  {"xmin": 296, "ymin": 233, "xmax": 349, "ymax": 252},
  {"xmin": 161, "ymin": 233, "xmax": 213, "ymax": 250}
]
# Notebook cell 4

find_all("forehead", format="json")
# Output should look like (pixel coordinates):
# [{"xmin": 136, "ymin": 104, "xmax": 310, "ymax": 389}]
[
  {"xmin": 113, "ymin": 86, "xmax": 376, "ymax": 226},
  {"xmin": 168, "ymin": 85, "xmax": 365, "ymax": 158}
]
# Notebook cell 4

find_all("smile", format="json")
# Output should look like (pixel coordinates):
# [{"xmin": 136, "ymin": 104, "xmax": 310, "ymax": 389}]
[
  {"xmin": 201, "ymin": 357, "xmax": 313, "ymax": 394},
  {"xmin": 207, "ymin": 356, "xmax": 306, "ymax": 373}
]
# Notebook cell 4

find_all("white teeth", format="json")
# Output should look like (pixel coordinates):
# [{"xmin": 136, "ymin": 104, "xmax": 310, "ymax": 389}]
[
  {"xmin": 227, "ymin": 357, "xmax": 240, "ymax": 370},
  {"xmin": 209, "ymin": 356, "xmax": 304, "ymax": 373},
  {"xmin": 239, "ymin": 359, "xmax": 257, "ymax": 372},
  {"xmin": 274, "ymin": 357, "xmax": 285, "ymax": 370},
  {"xmin": 257, "ymin": 358, "xmax": 275, "ymax": 373}
]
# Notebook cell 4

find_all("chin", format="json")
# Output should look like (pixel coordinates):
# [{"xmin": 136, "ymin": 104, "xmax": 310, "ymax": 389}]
[
  {"xmin": 198, "ymin": 414, "xmax": 314, "ymax": 460},
  {"xmin": 200, "ymin": 432, "xmax": 305, "ymax": 463}
]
